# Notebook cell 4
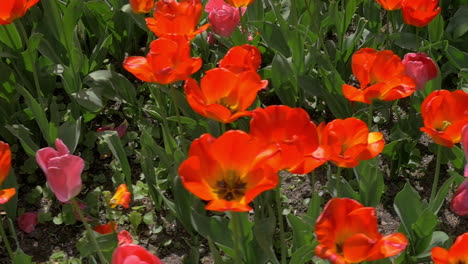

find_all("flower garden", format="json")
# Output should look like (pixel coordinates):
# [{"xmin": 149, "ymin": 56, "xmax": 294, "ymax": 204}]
[{"xmin": 0, "ymin": 0, "xmax": 468, "ymax": 263}]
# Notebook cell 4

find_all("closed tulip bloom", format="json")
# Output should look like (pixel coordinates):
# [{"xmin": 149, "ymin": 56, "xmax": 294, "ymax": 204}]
[
  {"xmin": 420, "ymin": 90, "xmax": 468, "ymax": 148},
  {"xmin": 462, "ymin": 125, "xmax": 468, "ymax": 177},
  {"xmin": 109, "ymin": 184, "xmax": 131, "ymax": 209},
  {"xmin": 206, "ymin": 0, "xmax": 243, "ymax": 37},
  {"xmin": 376, "ymin": 0, "xmax": 402, "ymax": 10},
  {"xmin": 146, "ymin": 0, "xmax": 209, "ymax": 40},
  {"xmin": 184, "ymin": 68, "xmax": 267, "ymax": 123},
  {"xmin": 123, "ymin": 37, "xmax": 202, "ymax": 84},
  {"xmin": 318, "ymin": 118, "xmax": 384, "ymax": 168},
  {"xmin": 130, "ymin": 0, "xmax": 154, "ymax": 14},
  {"xmin": 18, "ymin": 212, "xmax": 38, "ymax": 233},
  {"xmin": 315, "ymin": 198, "xmax": 408, "ymax": 264},
  {"xmin": 451, "ymin": 180, "xmax": 468, "ymax": 216},
  {"xmin": 343, "ymin": 48, "xmax": 416, "ymax": 104},
  {"xmin": 0, "ymin": 142, "xmax": 16, "ymax": 204},
  {"xmin": 224, "ymin": 0, "xmax": 254, "ymax": 8},
  {"xmin": 402, "ymin": 52, "xmax": 438, "ymax": 91},
  {"xmin": 117, "ymin": 230, "xmax": 133, "ymax": 246},
  {"xmin": 0, "ymin": 0, "xmax": 39, "ymax": 25},
  {"xmin": 112, "ymin": 244, "xmax": 162, "ymax": 264},
  {"xmin": 93, "ymin": 222, "xmax": 117, "ymax": 234},
  {"xmin": 219, "ymin": 45, "xmax": 262, "ymax": 73},
  {"xmin": 402, "ymin": 0, "xmax": 440, "ymax": 27},
  {"xmin": 249, "ymin": 105, "xmax": 328, "ymax": 174},
  {"xmin": 432, "ymin": 233, "xmax": 468, "ymax": 264},
  {"xmin": 178, "ymin": 131, "xmax": 279, "ymax": 212},
  {"xmin": 36, "ymin": 139, "xmax": 84, "ymax": 203}
]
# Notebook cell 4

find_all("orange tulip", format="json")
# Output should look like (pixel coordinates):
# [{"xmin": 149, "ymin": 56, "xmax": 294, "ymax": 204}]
[
  {"xmin": 0, "ymin": 0, "xmax": 39, "ymax": 25},
  {"xmin": 249, "ymin": 105, "xmax": 328, "ymax": 174},
  {"xmin": 376, "ymin": 0, "xmax": 402, "ymax": 10},
  {"xmin": 315, "ymin": 198, "xmax": 408, "ymax": 264},
  {"xmin": 402, "ymin": 0, "xmax": 440, "ymax": 27},
  {"xmin": 342, "ymin": 48, "xmax": 416, "ymax": 104},
  {"xmin": 0, "ymin": 142, "xmax": 15, "ymax": 204},
  {"xmin": 123, "ymin": 37, "xmax": 202, "ymax": 84},
  {"xmin": 178, "ymin": 130, "xmax": 279, "ymax": 212},
  {"xmin": 109, "ymin": 184, "xmax": 131, "ymax": 209},
  {"xmin": 420, "ymin": 90, "xmax": 468, "ymax": 148},
  {"xmin": 431, "ymin": 233, "xmax": 468, "ymax": 264},
  {"xmin": 145, "ymin": 0, "xmax": 209, "ymax": 40},
  {"xmin": 224, "ymin": 0, "xmax": 255, "ymax": 8},
  {"xmin": 318, "ymin": 118, "xmax": 384, "ymax": 168},
  {"xmin": 219, "ymin": 45, "xmax": 262, "ymax": 74},
  {"xmin": 184, "ymin": 68, "xmax": 267, "ymax": 123},
  {"xmin": 130, "ymin": 0, "xmax": 154, "ymax": 14}
]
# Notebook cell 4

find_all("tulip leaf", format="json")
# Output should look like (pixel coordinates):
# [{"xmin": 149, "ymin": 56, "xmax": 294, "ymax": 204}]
[
  {"xmin": 428, "ymin": 174, "xmax": 457, "ymax": 214},
  {"xmin": 445, "ymin": 6, "xmax": 468, "ymax": 40},
  {"xmin": 289, "ymin": 244, "xmax": 315, "ymax": 264},
  {"xmin": 191, "ymin": 210, "xmax": 234, "ymax": 249},
  {"xmin": 5, "ymin": 124, "xmax": 39, "ymax": 157},
  {"xmin": 12, "ymin": 250, "xmax": 32, "ymax": 264},
  {"xmin": 0, "ymin": 23, "xmax": 22, "ymax": 50},
  {"xmin": 428, "ymin": 14, "xmax": 445, "ymax": 42},
  {"xmin": 287, "ymin": 214, "xmax": 313, "ymax": 252},
  {"xmin": 76, "ymin": 232, "xmax": 117, "ymax": 258},
  {"xmin": 354, "ymin": 159, "xmax": 385, "ymax": 207},
  {"xmin": 100, "ymin": 131, "xmax": 133, "ymax": 192},
  {"xmin": 413, "ymin": 231, "xmax": 449, "ymax": 259},
  {"xmin": 253, "ymin": 216, "xmax": 279, "ymax": 264}
]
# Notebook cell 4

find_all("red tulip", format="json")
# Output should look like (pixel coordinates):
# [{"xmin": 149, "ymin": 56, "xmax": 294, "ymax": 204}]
[
  {"xmin": 109, "ymin": 184, "xmax": 131, "ymax": 209},
  {"xmin": 129, "ymin": 0, "xmax": 154, "ymax": 14},
  {"xmin": 420, "ymin": 90, "xmax": 468, "ymax": 148},
  {"xmin": 462, "ymin": 125, "xmax": 468, "ymax": 177},
  {"xmin": 432, "ymin": 233, "xmax": 468, "ymax": 264},
  {"xmin": 318, "ymin": 118, "xmax": 385, "ymax": 168},
  {"xmin": 343, "ymin": 48, "xmax": 416, "ymax": 104},
  {"xmin": 0, "ymin": 141, "xmax": 15, "ymax": 204},
  {"xmin": 249, "ymin": 105, "xmax": 328, "ymax": 174},
  {"xmin": 117, "ymin": 230, "xmax": 133, "ymax": 246},
  {"xmin": 178, "ymin": 130, "xmax": 279, "ymax": 212},
  {"xmin": 402, "ymin": 0, "xmax": 441, "ymax": 27},
  {"xmin": 402, "ymin": 52, "xmax": 438, "ymax": 91},
  {"xmin": 146, "ymin": 0, "xmax": 209, "ymax": 40},
  {"xmin": 184, "ymin": 68, "xmax": 267, "ymax": 123},
  {"xmin": 18, "ymin": 212, "xmax": 38, "ymax": 233},
  {"xmin": 123, "ymin": 37, "xmax": 202, "ymax": 84},
  {"xmin": 112, "ymin": 244, "xmax": 162, "ymax": 264},
  {"xmin": 93, "ymin": 222, "xmax": 117, "ymax": 234},
  {"xmin": 376, "ymin": 0, "xmax": 402, "ymax": 10},
  {"xmin": 451, "ymin": 180, "xmax": 468, "ymax": 216},
  {"xmin": 219, "ymin": 45, "xmax": 262, "ymax": 73},
  {"xmin": 315, "ymin": 198, "xmax": 408, "ymax": 263},
  {"xmin": 0, "ymin": 0, "xmax": 40, "ymax": 25},
  {"xmin": 36, "ymin": 139, "xmax": 84, "ymax": 202},
  {"xmin": 205, "ymin": 0, "xmax": 245, "ymax": 38}
]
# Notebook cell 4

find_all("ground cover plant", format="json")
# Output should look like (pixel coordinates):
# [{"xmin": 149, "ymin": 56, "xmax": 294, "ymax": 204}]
[{"xmin": 0, "ymin": 0, "xmax": 468, "ymax": 263}]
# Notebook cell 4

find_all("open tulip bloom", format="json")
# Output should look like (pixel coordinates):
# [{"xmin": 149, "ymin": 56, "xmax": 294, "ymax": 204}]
[
  {"xmin": 112, "ymin": 244, "xmax": 162, "ymax": 264},
  {"xmin": 145, "ymin": 0, "xmax": 209, "ymax": 40},
  {"xmin": 342, "ymin": 48, "xmax": 416, "ymax": 104},
  {"xmin": 36, "ymin": 139, "xmax": 84, "ymax": 203},
  {"xmin": 0, "ymin": 142, "xmax": 16, "ymax": 204},
  {"xmin": 401, "ymin": 0, "xmax": 440, "ymax": 27},
  {"xmin": 432, "ymin": 233, "xmax": 468, "ymax": 264},
  {"xmin": 420, "ymin": 90, "xmax": 468, "ymax": 148},
  {"xmin": 249, "ymin": 105, "xmax": 329, "ymax": 174},
  {"xmin": 317, "ymin": 118, "xmax": 385, "ymax": 168},
  {"xmin": 0, "ymin": 0, "xmax": 39, "ymax": 25},
  {"xmin": 178, "ymin": 130, "xmax": 279, "ymax": 212},
  {"xmin": 315, "ymin": 198, "xmax": 408, "ymax": 263},
  {"xmin": 123, "ymin": 37, "xmax": 202, "ymax": 85}
]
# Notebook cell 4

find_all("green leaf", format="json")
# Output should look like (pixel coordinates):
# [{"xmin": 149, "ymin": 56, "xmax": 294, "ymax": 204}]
[
  {"xmin": 271, "ymin": 54, "xmax": 298, "ymax": 106},
  {"xmin": 390, "ymin": 32, "xmax": 424, "ymax": 51},
  {"xmin": 445, "ymin": 6, "xmax": 468, "ymax": 39},
  {"xmin": 129, "ymin": 211, "xmax": 142, "ymax": 232},
  {"xmin": 5, "ymin": 124, "xmax": 39, "ymax": 157},
  {"xmin": 71, "ymin": 88, "xmax": 104, "ymax": 112},
  {"xmin": 12, "ymin": 250, "xmax": 32, "ymax": 264},
  {"xmin": 445, "ymin": 45, "xmax": 468, "ymax": 70},
  {"xmin": 84, "ymin": 70, "xmax": 137, "ymax": 107},
  {"xmin": 191, "ymin": 210, "xmax": 233, "ymax": 249},
  {"xmin": 0, "ymin": 23, "xmax": 22, "ymax": 50},
  {"xmin": 289, "ymin": 244, "xmax": 315, "ymax": 264},
  {"xmin": 428, "ymin": 174, "xmax": 457, "ymax": 214},
  {"xmin": 77, "ymin": 232, "xmax": 117, "ymax": 258},
  {"xmin": 394, "ymin": 183, "xmax": 425, "ymax": 246},
  {"xmin": 428, "ymin": 14, "xmax": 444, "ymax": 42},
  {"xmin": 287, "ymin": 214, "xmax": 313, "ymax": 252},
  {"xmin": 253, "ymin": 216, "xmax": 279, "ymax": 264},
  {"xmin": 100, "ymin": 132, "xmax": 133, "ymax": 192},
  {"xmin": 354, "ymin": 159, "xmax": 385, "ymax": 207},
  {"xmin": 58, "ymin": 117, "xmax": 82, "ymax": 154}
]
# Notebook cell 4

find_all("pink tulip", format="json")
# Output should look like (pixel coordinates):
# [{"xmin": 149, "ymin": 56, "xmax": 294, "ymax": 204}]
[
  {"xmin": 18, "ymin": 212, "xmax": 38, "ymax": 233},
  {"xmin": 112, "ymin": 244, "xmax": 162, "ymax": 264},
  {"xmin": 205, "ymin": 0, "xmax": 246, "ymax": 37},
  {"xmin": 451, "ymin": 180, "xmax": 468, "ymax": 216},
  {"xmin": 463, "ymin": 125, "xmax": 468, "ymax": 177},
  {"xmin": 36, "ymin": 139, "xmax": 84, "ymax": 203},
  {"xmin": 96, "ymin": 120, "xmax": 128, "ymax": 138},
  {"xmin": 402, "ymin": 52, "xmax": 438, "ymax": 91},
  {"xmin": 117, "ymin": 230, "xmax": 133, "ymax": 246}
]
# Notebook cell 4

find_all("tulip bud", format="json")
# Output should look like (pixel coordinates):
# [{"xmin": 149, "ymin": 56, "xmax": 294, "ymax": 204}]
[
  {"xmin": 402, "ymin": 52, "xmax": 438, "ymax": 91},
  {"xmin": 451, "ymin": 180, "xmax": 468, "ymax": 216},
  {"xmin": 18, "ymin": 212, "xmax": 38, "ymax": 233}
]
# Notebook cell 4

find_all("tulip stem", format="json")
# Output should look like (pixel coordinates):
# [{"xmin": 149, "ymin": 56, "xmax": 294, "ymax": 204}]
[
  {"xmin": 169, "ymin": 85, "xmax": 184, "ymax": 138},
  {"xmin": 336, "ymin": 166, "xmax": 343, "ymax": 197},
  {"xmin": 309, "ymin": 171, "xmax": 316, "ymax": 193},
  {"xmin": 0, "ymin": 217, "xmax": 14, "ymax": 260},
  {"xmin": 71, "ymin": 198, "xmax": 109, "ymax": 264},
  {"xmin": 231, "ymin": 212, "xmax": 243, "ymax": 263},
  {"xmin": 429, "ymin": 145, "xmax": 442, "ymax": 204},
  {"xmin": 276, "ymin": 186, "xmax": 287, "ymax": 264},
  {"xmin": 367, "ymin": 103, "xmax": 374, "ymax": 129}
]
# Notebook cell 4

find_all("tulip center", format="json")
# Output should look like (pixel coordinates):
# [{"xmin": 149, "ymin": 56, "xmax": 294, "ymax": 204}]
[
  {"xmin": 439, "ymin": 120, "xmax": 452, "ymax": 131},
  {"xmin": 214, "ymin": 170, "xmax": 247, "ymax": 201},
  {"xmin": 219, "ymin": 97, "xmax": 239, "ymax": 113}
]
